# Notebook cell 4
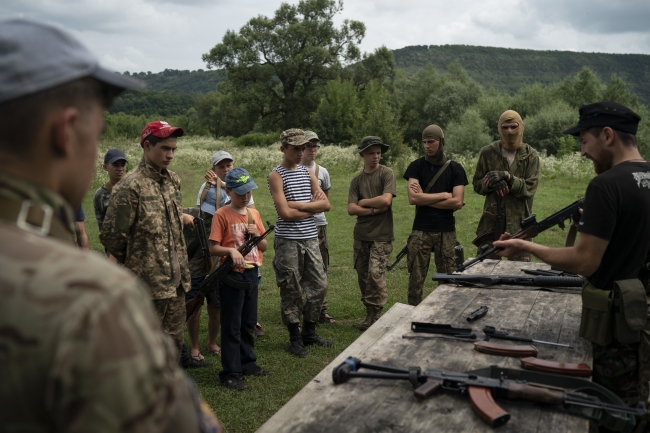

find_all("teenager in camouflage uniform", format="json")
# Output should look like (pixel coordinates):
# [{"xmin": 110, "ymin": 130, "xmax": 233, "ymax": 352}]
[
  {"xmin": 94, "ymin": 148, "xmax": 128, "ymax": 232},
  {"xmin": 495, "ymin": 102, "xmax": 650, "ymax": 430},
  {"xmin": 268, "ymin": 129, "xmax": 332, "ymax": 358},
  {"xmin": 0, "ymin": 19, "xmax": 219, "ymax": 432},
  {"xmin": 300, "ymin": 131, "xmax": 336, "ymax": 324},
  {"xmin": 473, "ymin": 110, "xmax": 540, "ymax": 261},
  {"xmin": 101, "ymin": 120, "xmax": 192, "ymax": 360},
  {"xmin": 404, "ymin": 125, "xmax": 467, "ymax": 306},
  {"xmin": 348, "ymin": 137, "xmax": 396, "ymax": 330}
]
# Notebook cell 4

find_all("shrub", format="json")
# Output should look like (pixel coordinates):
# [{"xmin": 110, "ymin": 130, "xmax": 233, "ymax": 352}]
[
  {"xmin": 235, "ymin": 132, "xmax": 279, "ymax": 147},
  {"xmin": 445, "ymin": 108, "xmax": 493, "ymax": 155}
]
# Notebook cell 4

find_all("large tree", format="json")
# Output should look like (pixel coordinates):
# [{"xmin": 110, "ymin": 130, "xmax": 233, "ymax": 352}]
[{"xmin": 202, "ymin": 0, "xmax": 365, "ymax": 131}]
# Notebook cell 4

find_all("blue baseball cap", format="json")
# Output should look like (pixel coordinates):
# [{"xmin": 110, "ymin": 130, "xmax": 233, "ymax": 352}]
[
  {"xmin": 225, "ymin": 168, "xmax": 257, "ymax": 195},
  {"xmin": 104, "ymin": 148, "xmax": 128, "ymax": 164}
]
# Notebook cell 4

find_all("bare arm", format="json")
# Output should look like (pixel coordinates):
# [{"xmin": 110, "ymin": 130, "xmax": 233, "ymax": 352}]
[
  {"xmin": 287, "ymin": 170, "xmax": 330, "ymax": 213},
  {"xmin": 74, "ymin": 221, "xmax": 89, "ymax": 250},
  {"xmin": 407, "ymin": 178, "xmax": 452, "ymax": 206},
  {"xmin": 348, "ymin": 193, "xmax": 392, "ymax": 216},
  {"xmin": 493, "ymin": 231, "xmax": 609, "ymax": 277},
  {"xmin": 209, "ymin": 240, "xmax": 246, "ymax": 270},
  {"xmin": 430, "ymin": 185, "xmax": 465, "ymax": 210},
  {"xmin": 358, "ymin": 192, "xmax": 393, "ymax": 209}
]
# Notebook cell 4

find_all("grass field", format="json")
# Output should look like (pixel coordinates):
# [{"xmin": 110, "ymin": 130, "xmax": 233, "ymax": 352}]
[{"xmin": 82, "ymin": 136, "xmax": 595, "ymax": 433}]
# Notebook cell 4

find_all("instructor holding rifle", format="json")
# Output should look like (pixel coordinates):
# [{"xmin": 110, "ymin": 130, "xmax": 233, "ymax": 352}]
[{"xmin": 494, "ymin": 102, "xmax": 650, "ymax": 430}]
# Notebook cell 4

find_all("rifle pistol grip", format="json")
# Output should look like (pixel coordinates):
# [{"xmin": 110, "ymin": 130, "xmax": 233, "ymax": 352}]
[{"xmin": 413, "ymin": 378, "xmax": 443, "ymax": 399}]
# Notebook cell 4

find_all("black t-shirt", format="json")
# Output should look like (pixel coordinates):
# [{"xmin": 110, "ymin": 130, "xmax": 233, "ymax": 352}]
[
  {"xmin": 578, "ymin": 161, "xmax": 650, "ymax": 290},
  {"xmin": 403, "ymin": 158, "xmax": 468, "ymax": 232}
]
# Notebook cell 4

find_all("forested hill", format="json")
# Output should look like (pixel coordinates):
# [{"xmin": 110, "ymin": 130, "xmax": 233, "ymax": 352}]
[
  {"xmin": 393, "ymin": 45, "xmax": 650, "ymax": 104},
  {"xmin": 113, "ymin": 45, "xmax": 650, "ymax": 117}
]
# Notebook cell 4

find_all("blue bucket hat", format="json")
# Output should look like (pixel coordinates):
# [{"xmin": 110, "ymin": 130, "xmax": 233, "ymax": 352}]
[{"xmin": 225, "ymin": 168, "xmax": 258, "ymax": 195}]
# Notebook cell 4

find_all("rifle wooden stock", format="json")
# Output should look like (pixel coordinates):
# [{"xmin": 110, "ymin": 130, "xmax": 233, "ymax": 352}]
[
  {"xmin": 468, "ymin": 386, "xmax": 510, "ymax": 428},
  {"xmin": 474, "ymin": 341, "xmax": 538, "ymax": 357},
  {"xmin": 506, "ymin": 382, "xmax": 565, "ymax": 405},
  {"xmin": 520, "ymin": 357, "xmax": 592, "ymax": 377},
  {"xmin": 185, "ymin": 292, "xmax": 206, "ymax": 321}
]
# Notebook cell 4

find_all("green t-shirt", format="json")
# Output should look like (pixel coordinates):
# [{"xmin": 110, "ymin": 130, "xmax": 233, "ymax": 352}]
[{"xmin": 348, "ymin": 165, "xmax": 396, "ymax": 242}]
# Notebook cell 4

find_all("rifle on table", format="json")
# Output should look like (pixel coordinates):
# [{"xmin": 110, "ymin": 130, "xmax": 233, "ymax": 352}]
[
  {"xmin": 185, "ymin": 220, "xmax": 275, "ymax": 321},
  {"xmin": 332, "ymin": 357, "xmax": 644, "ymax": 431},
  {"xmin": 456, "ymin": 197, "xmax": 584, "ymax": 272},
  {"xmin": 387, "ymin": 244, "xmax": 408, "ymax": 271},
  {"xmin": 432, "ymin": 273, "xmax": 583, "ymax": 288}
]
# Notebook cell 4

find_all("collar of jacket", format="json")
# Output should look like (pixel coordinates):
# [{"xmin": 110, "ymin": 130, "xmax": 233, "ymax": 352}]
[
  {"xmin": 0, "ymin": 172, "xmax": 75, "ymax": 243},
  {"xmin": 489, "ymin": 141, "xmax": 535, "ymax": 160},
  {"xmin": 139, "ymin": 157, "xmax": 171, "ymax": 184}
]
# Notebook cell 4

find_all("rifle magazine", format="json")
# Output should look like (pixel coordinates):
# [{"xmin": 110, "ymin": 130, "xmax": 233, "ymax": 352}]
[{"xmin": 468, "ymin": 386, "xmax": 510, "ymax": 428}]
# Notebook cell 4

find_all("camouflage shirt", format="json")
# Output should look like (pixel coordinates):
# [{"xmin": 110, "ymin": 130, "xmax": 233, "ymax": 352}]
[
  {"xmin": 100, "ymin": 158, "xmax": 190, "ymax": 300},
  {"xmin": 93, "ymin": 182, "xmax": 112, "ymax": 232},
  {"xmin": 472, "ymin": 141, "xmax": 540, "ymax": 238},
  {"xmin": 0, "ymin": 175, "xmax": 188, "ymax": 432}
]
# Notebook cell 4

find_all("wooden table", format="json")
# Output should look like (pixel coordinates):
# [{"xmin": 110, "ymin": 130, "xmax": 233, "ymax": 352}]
[{"xmin": 257, "ymin": 260, "xmax": 591, "ymax": 433}]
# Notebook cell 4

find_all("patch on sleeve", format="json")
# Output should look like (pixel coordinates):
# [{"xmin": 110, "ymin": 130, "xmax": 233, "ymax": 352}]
[{"xmin": 116, "ymin": 204, "xmax": 132, "ymax": 232}]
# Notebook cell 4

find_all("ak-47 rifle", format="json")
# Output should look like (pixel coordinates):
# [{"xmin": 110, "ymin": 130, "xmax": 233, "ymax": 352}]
[
  {"xmin": 456, "ymin": 197, "xmax": 585, "ymax": 272},
  {"xmin": 185, "ymin": 221, "xmax": 275, "ymax": 321},
  {"xmin": 387, "ymin": 244, "xmax": 408, "ymax": 271},
  {"xmin": 332, "ymin": 357, "xmax": 645, "ymax": 431},
  {"xmin": 432, "ymin": 273, "xmax": 583, "ymax": 288}
]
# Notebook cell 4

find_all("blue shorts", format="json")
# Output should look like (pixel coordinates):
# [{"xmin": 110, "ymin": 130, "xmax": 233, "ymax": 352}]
[{"xmin": 185, "ymin": 276, "xmax": 220, "ymax": 307}]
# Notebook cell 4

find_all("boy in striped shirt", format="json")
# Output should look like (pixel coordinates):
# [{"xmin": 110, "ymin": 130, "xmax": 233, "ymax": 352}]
[{"xmin": 268, "ymin": 129, "xmax": 332, "ymax": 357}]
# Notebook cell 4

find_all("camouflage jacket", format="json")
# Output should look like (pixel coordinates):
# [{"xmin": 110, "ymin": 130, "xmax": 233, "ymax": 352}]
[
  {"xmin": 93, "ymin": 182, "xmax": 112, "ymax": 232},
  {"xmin": 100, "ymin": 158, "xmax": 190, "ymax": 299},
  {"xmin": 0, "ymin": 175, "xmax": 187, "ymax": 432},
  {"xmin": 472, "ymin": 141, "xmax": 540, "ymax": 239}
]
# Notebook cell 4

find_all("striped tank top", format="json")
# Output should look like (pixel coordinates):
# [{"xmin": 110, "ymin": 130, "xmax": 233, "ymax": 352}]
[{"xmin": 270, "ymin": 165, "xmax": 318, "ymax": 239}]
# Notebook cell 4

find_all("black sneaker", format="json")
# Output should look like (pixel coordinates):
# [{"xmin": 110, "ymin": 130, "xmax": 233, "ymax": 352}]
[
  {"xmin": 302, "ymin": 333, "xmax": 333, "ymax": 347},
  {"xmin": 221, "ymin": 374, "xmax": 248, "ymax": 391},
  {"xmin": 182, "ymin": 357, "xmax": 213, "ymax": 369},
  {"xmin": 287, "ymin": 339, "xmax": 308, "ymax": 358},
  {"xmin": 245, "ymin": 367, "xmax": 273, "ymax": 377}
]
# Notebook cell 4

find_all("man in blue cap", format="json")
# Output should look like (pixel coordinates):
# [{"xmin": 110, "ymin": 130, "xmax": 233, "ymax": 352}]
[
  {"xmin": 495, "ymin": 102, "xmax": 650, "ymax": 419},
  {"xmin": 0, "ymin": 19, "xmax": 219, "ymax": 432},
  {"xmin": 94, "ymin": 148, "xmax": 128, "ymax": 235}
]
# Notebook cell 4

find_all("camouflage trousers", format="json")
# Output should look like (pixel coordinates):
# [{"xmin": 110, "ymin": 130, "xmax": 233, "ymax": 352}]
[
  {"xmin": 407, "ymin": 230, "xmax": 457, "ymax": 306},
  {"xmin": 353, "ymin": 240, "xmax": 392, "ymax": 308},
  {"xmin": 317, "ymin": 225, "xmax": 330, "ymax": 313},
  {"xmin": 592, "ymin": 331, "xmax": 650, "ymax": 408},
  {"xmin": 152, "ymin": 285, "xmax": 185, "ymax": 361},
  {"xmin": 273, "ymin": 237, "xmax": 327, "ymax": 325}
]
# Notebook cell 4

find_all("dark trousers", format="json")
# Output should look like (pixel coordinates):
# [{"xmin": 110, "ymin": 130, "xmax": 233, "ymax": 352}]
[{"xmin": 219, "ymin": 268, "xmax": 259, "ymax": 381}]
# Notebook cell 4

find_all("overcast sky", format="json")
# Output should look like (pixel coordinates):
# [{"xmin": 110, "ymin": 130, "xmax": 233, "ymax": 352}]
[{"xmin": 2, "ymin": 0, "xmax": 650, "ymax": 74}]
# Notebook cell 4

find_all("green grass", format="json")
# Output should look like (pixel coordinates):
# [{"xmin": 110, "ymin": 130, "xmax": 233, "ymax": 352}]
[{"xmin": 83, "ymin": 137, "xmax": 594, "ymax": 433}]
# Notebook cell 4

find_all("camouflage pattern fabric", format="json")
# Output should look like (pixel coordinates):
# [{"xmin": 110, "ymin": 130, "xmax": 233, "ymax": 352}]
[
  {"xmin": 152, "ymin": 287, "xmax": 186, "ymax": 360},
  {"xmin": 273, "ymin": 237, "xmax": 327, "ymax": 325},
  {"xmin": 353, "ymin": 240, "xmax": 393, "ymax": 308},
  {"xmin": 407, "ymin": 230, "xmax": 457, "ymax": 306},
  {"xmin": 473, "ymin": 141, "xmax": 540, "ymax": 242},
  {"xmin": 93, "ymin": 183, "xmax": 111, "ymax": 232},
  {"xmin": 0, "ymin": 178, "xmax": 192, "ymax": 433},
  {"xmin": 100, "ymin": 157, "xmax": 190, "ymax": 300},
  {"xmin": 317, "ymin": 225, "xmax": 330, "ymax": 312}
]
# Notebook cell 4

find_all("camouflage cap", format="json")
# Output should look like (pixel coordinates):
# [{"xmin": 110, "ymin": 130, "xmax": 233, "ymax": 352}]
[
  {"xmin": 354, "ymin": 136, "xmax": 389, "ymax": 155},
  {"xmin": 304, "ymin": 131, "xmax": 320, "ymax": 142},
  {"xmin": 280, "ymin": 128, "xmax": 309, "ymax": 147}
]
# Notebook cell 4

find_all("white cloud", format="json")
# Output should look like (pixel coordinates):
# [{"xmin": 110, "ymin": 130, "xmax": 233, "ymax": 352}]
[{"xmin": 1, "ymin": 0, "xmax": 649, "ymax": 73}]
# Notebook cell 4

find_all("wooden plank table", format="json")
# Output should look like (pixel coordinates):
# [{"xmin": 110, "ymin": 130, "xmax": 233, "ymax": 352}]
[{"xmin": 258, "ymin": 260, "xmax": 591, "ymax": 433}]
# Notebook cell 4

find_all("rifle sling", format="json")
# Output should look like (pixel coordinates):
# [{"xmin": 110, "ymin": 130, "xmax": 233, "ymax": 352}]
[{"xmin": 416, "ymin": 159, "xmax": 452, "ymax": 213}]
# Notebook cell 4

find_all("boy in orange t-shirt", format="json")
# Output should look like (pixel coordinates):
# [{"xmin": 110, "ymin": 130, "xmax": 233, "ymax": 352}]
[{"xmin": 209, "ymin": 168, "xmax": 270, "ymax": 390}]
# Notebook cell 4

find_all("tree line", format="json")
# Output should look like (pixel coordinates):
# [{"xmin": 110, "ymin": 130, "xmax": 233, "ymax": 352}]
[{"xmin": 105, "ymin": 0, "xmax": 650, "ymax": 159}]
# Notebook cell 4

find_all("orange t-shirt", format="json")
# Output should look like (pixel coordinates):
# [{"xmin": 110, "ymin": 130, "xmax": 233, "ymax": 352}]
[{"xmin": 209, "ymin": 205, "xmax": 264, "ymax": 270}]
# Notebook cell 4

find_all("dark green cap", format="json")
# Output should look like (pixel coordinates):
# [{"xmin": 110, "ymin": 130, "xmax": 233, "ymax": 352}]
[{"xmin": 354, "ymin": 136, "xmax": 389, "ymax": 154}]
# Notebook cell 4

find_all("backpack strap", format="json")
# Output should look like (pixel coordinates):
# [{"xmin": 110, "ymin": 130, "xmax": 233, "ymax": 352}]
[{"xmin": 424, "ymin": 159, "xmax": 452, "ymax": 193}]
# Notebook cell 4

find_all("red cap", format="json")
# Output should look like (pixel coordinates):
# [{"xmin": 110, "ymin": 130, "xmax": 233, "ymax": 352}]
[{"xmin": 140, "ymin": 120, "xmax": 184, "ymax": 146}]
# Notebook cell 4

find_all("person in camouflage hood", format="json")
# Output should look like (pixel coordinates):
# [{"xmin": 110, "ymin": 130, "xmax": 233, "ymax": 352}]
[
  {"xmin": 472, "ymin": 110, "xmax": 540, "ymax": 260},
  {"xmin": 0, "ymin": 19, "xmax": 219, "ymax": 432},
  {"xmin": 101, "ymin": 120, "xmax": 192, "ymax": 359}
]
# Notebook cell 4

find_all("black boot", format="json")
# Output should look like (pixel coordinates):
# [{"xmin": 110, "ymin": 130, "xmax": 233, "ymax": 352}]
[
  {"xmin": 301, "ymin": 320, "xmax": 332, "ymax": 347},
  {"xmin": 287, "ymin": 323, "xmax": 307, "ymax": 358}
]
